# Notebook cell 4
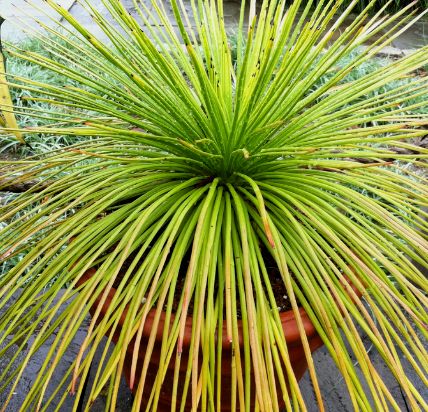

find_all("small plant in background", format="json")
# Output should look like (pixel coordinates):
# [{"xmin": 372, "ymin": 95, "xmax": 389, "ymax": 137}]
[
  {"xmin": 0, "ymin": 16, "xmax": 25, "ymax": 146},
  {"xmin": 0, "ymin": 33, "xmax": 104, "ymax": 154},
  {"xmin": 0, "ymin": 0, "xmax": 427, "ymax": 411}
]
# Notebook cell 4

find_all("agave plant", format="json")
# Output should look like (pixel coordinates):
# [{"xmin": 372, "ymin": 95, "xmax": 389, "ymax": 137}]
[{"xmin": 1, "ymin": 0, "xmax": 427, "ymax": 410}]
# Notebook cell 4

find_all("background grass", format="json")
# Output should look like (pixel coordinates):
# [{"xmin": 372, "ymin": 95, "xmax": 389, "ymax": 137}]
[{"xmin": 0, "ymin": 37, "xmax": 90, "ymax": 155}]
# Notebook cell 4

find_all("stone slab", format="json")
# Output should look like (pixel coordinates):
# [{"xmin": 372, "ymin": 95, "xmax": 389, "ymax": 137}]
[
  {"xmin": 0, "ymin": 0, "xmax": 75, "ymax": 41},
  {"xmin": 391, "ymin": 19, "xmax": 428, "ymax": 50},
  {"xmin": 0, "ymin": 290, "xmax": 132, "ymax": 411}
]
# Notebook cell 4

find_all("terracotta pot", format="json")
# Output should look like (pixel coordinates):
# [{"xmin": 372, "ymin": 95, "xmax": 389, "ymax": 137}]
[{"xmin": 77, "ymin": 270, "xmax": 324, "ymax": 411}]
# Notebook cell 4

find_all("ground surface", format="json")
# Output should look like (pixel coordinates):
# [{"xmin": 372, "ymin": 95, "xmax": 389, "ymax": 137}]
[{"xmin": 0, "ymin": 0, "xmax": 75, "ymax": 40}]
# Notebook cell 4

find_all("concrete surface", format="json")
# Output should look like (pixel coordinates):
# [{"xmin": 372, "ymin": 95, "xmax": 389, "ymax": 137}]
[
  {"xmin": 0, "ymin": 291, "xmax": 426, "ymax": 411},
  {"xmin": 0, "ymin": 291, "xmax": 133, "ymax": 411},
  {"xmin": 0, "ymin": 0, "xmax": 75, "ymax": 40}
]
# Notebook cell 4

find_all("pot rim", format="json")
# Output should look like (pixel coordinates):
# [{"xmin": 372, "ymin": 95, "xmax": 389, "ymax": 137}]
[{"xmin": 77, "ymin": 269, "xmax": 319, "ymax": 349}]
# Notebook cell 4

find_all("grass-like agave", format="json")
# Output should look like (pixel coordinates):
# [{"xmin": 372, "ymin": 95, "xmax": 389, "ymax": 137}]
[
  {"xmin": 1, "ymin": 0, "xmax": 428, "ymax": 410},
  {"xmin": 337, "ymin": 0, "xmax": 428, "ymax": 13}
]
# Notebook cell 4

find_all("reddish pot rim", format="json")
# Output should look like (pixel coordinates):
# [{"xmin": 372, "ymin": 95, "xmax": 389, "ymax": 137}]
[{"xmin": 77, "ymin": 270, "xmax": 319, "ymax": 348}]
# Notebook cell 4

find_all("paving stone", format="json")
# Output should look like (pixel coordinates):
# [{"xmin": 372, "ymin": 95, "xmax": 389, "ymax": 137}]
[
  {"xmin": 391, "ymin": 20, "xmax": 428, "ymax": 50},
  {"xmin": 0, "ymin": 290, "xmax": 132, "ymax": 411},
  {"xmin": 300, "ymin": 310, "xmax": 428, "ymax": 411},
  {"xmin": 300, "ymin": 342, "xmax": 428, "ymax": 411},
  {"xmin": 0, "ymin": 0, "xmax": 75, "ymax": 40}
]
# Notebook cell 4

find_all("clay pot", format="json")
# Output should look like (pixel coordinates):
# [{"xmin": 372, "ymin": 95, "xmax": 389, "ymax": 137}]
[{"xmin": 77, "ymin": 270, "xmax": 324, "ymax": 411}]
